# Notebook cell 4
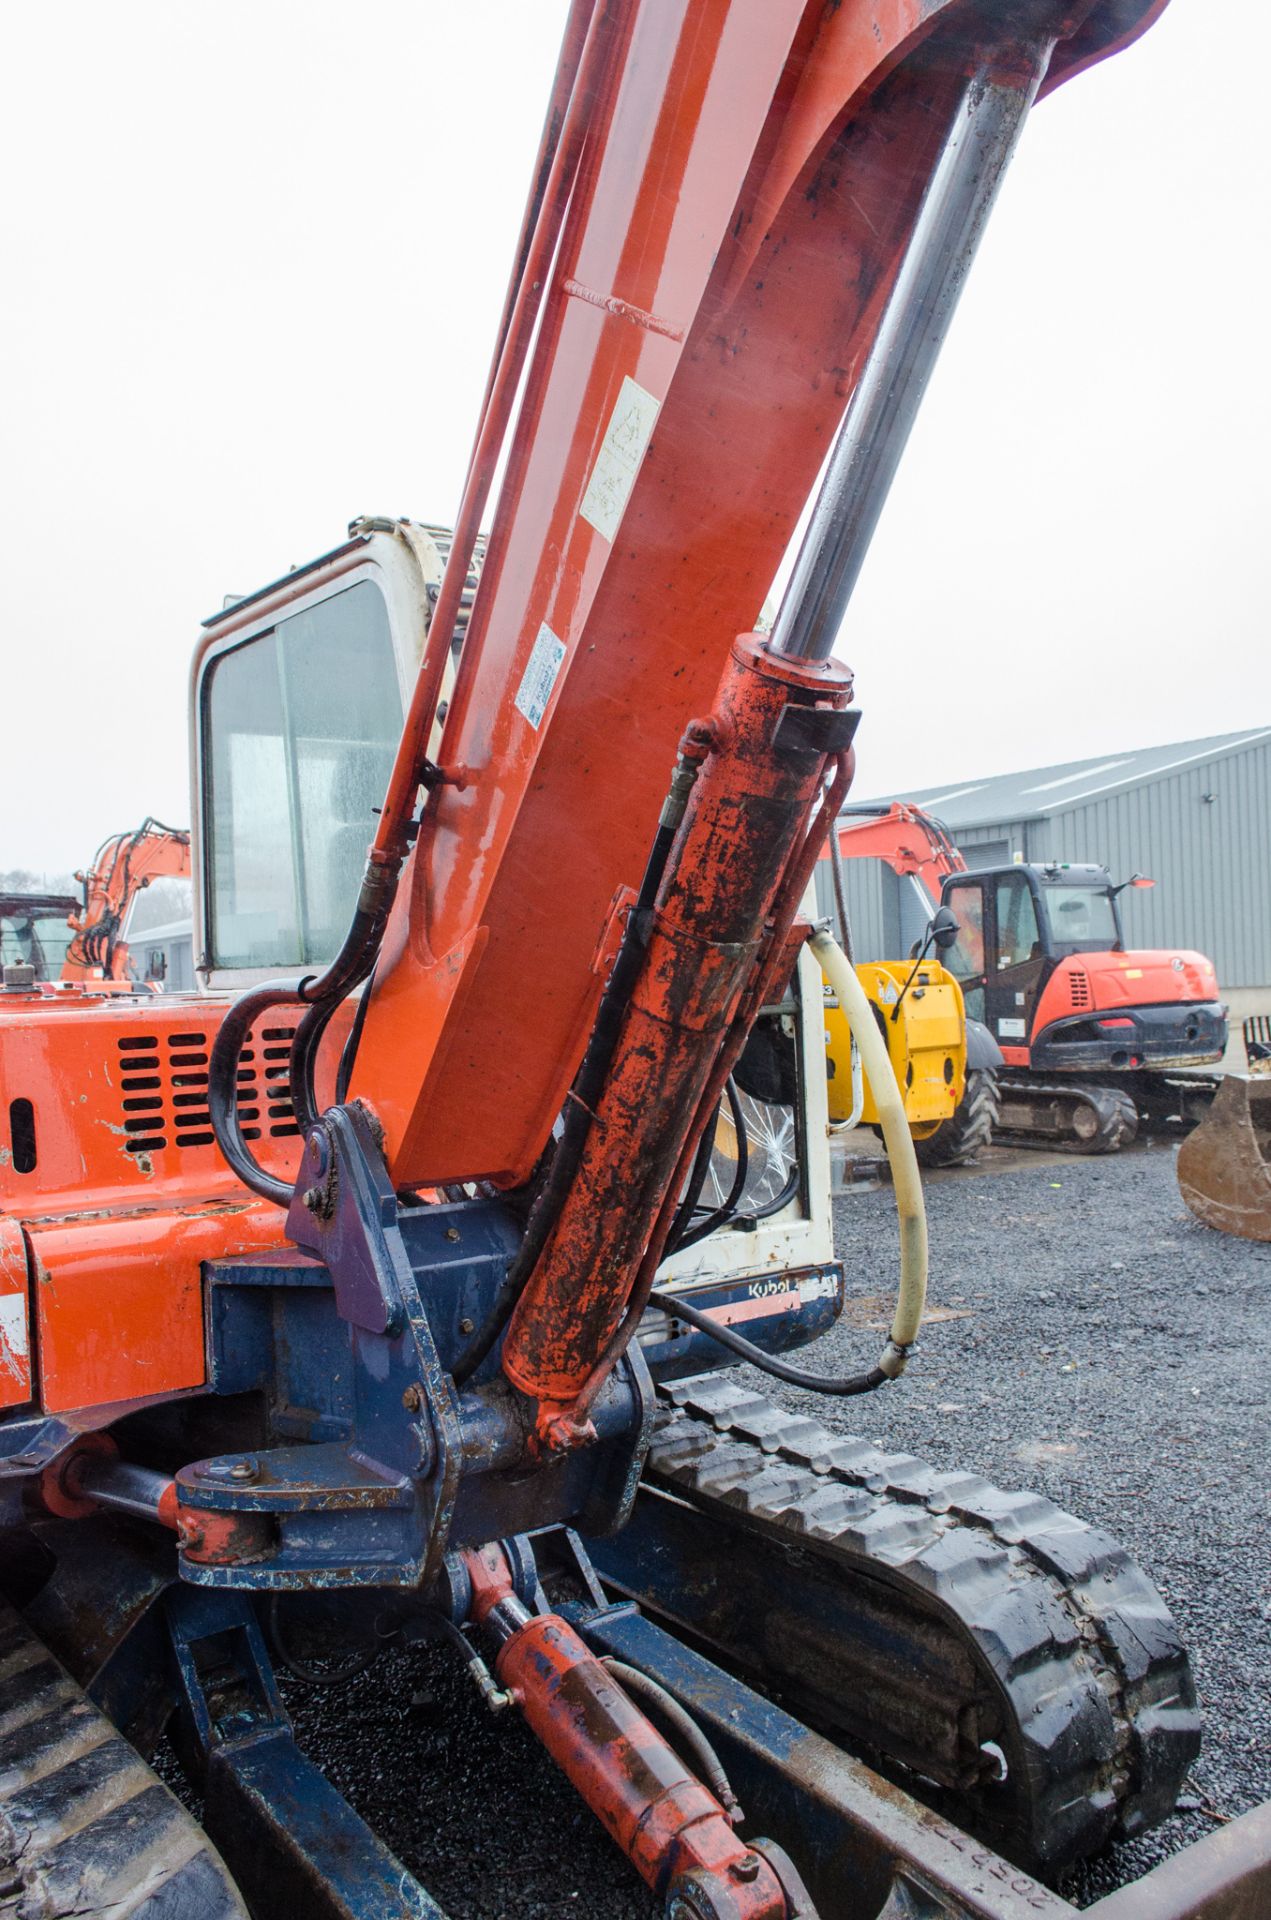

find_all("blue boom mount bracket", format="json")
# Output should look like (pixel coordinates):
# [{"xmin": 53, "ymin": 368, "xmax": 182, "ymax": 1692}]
[{"xmin": 173, "ymin": 1101, "xmax": 653, "ymax": 1590}]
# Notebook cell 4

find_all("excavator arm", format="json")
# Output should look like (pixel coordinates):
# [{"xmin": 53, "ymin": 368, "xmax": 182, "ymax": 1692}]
[
  {"xmin": 63, "ymin": 817, "xmax": 192, "ymax": 981},
  {"xmin": 834, "ymin": 801, "xmax": 967, "ymax": 903},
  {"xmin": 346, "ymin": 4, "xmax": 1148, "ymax": 1195},
  {"xmin": 199, "ymin": 0, "xmax": 1171, "ymax": 1447}
]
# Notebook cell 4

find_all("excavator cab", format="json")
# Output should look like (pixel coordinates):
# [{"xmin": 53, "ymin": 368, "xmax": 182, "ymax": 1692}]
[
  {"xmin": 0, "ymin": 894, "xmax": 78, "ymax": 983},
  {"xmin": 939, "ymin": 861, "xmax": 1225, "ymax": 1067},
  {"xmin": 192, "ymin": 519, "xmax": 843, "ymax": 1369},
  {"xmin": 940, "ymin": 864, "xmax": 1065, "ymax": 1038},
  {"xmin": 934, "ymin": 860, "xmax": 1226, "ymax": 1154}
]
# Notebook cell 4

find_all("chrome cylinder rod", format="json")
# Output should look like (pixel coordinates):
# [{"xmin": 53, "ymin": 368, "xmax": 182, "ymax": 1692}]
[
  {"xmin": 770, "ymin": 46, "xmax": 1051, "ymax": 662},
  {"xmin": 77, "ymin": 1456, "xmax": 175, "ymax": 1524}
]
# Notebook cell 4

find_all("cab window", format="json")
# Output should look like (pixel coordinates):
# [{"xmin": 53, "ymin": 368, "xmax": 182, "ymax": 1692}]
[
  {"xmin": 994, "ymin": 875, "xmax": 1040, "ymax": 969},
  {"xmin": 1045, "ymin": 885, "xmax": 1119, "ymax": 953},
  {"xmin": 943, "ymin": 880, "xmax": 987, "ymax": 982},
  {"xmin": 204, "ymin": 580, "xmax": 401, "ymax": 970},
  {"xmin": 0, "ymin": 911, "xmax": 73, "ymax": 978},
  {"xmin": 942, "ymin": 879, "xmax": 988, "ymax": 1021}
]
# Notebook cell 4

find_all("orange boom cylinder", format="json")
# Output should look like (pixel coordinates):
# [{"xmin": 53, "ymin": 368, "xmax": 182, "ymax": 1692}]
[{"xmin": 500, "ymin": 634, "xmax": 853, "ymax": 1413}]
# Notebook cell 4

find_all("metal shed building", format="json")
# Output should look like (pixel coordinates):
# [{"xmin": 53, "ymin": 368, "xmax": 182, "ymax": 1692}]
[{"xmin": 833, "ymin": 728, "xmax": 1271, "ymax": 1022}]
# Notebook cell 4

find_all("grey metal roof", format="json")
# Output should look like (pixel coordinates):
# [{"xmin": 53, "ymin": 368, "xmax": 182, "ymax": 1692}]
[{"xmin": 855, "ymin": 727, "xmax": 1271, "ymax": 831}]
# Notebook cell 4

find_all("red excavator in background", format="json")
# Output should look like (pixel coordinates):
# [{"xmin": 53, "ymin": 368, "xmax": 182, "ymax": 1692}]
[
  {"xmin": 2, "ymin": 6, "xmax": 1268, "ymax": 1919},
  {"xmin": 831, "ymin": 801, "xmax": 1227, "ymax": 1153},
  {"xmin": 62, "ymin": 816, "xmax": 191, "ymax": 983}
]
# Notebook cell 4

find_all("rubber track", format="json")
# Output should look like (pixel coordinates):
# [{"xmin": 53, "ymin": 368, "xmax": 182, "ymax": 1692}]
[
  {"xmin": 644, "ymin": 1377, "xmax": 1200, "ymax": 1877},
  {"xmin": 995, "ymin": 1079, "xmax": 1139, "ymax": 1155},
  {"xmin": 0, "ymin": 1601, "xmax": 246, "ymax": 1918}
]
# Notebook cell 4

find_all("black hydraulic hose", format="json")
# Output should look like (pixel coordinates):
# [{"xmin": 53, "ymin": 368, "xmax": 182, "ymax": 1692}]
[
  {"xmin": 206, "ymin": 977, "xmax": 312, "ymax": 1207},
  {"xmin": 647, "ymin": 1287, "xmax": 887, "ymax": 1398},
  {"xmin": 291, "ymin": 991, "xmax": 349, "ymax": 1136},
  {"xmin": 668, "ymin": 1077, "xmax": 749, "ymax": 1254},
  {"xmin": 451, "ymin": 765, "xmax": 697, "ymax": 1386},
  {"xmin": 335, "ymin": 966, "xmax": 376, "ymax": 1105},
  {"xmin": 431, "ymin": 1611, "xmax": 478, "ymax": 1660},
  {"xmin": 745, "ymin": 1157, "xmax": 799, "ymax": 1222},
  {"xmin": 599, "ymin": 1657, "xmax": 743, "ymax": 1825},
  {"xmin": 265, "ymin": 1595, "xmax": 377, "ymax": 1687},
  {"xmin": 207, "ymin": 865, "xmax": 399, "ymax": 1204},
  {"xmin": 664, "ymin": 1082, "xmax": 728, "ymax": 1254},
  {"xmin": 291, "ymin": 866, "xmax": 401, "ymax": 1130}
]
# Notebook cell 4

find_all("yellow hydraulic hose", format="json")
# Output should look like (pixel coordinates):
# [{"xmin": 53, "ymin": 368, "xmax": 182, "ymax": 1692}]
[{"xmin": 809, "ymin": 926, "xmax": 927, "ymax": 1376}]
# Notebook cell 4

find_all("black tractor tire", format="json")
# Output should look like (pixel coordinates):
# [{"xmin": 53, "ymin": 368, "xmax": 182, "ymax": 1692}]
[
  {"xmin": 914, "ymin": 1066, "xmax": 1000, "ymax": 1169},
  {"xmin": 1065, "ymin": 1084, "xmax": 1139, "ymax": 1155}
]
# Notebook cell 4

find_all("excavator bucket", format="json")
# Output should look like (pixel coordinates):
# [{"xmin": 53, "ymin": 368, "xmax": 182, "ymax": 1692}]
[{"xmin": 1177, "ymin": 1074, "xmax": 1271, "ymax": 1241}]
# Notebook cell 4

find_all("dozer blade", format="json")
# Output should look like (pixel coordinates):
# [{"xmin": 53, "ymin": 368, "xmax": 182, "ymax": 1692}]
[{"xmin": 1177, "ymin": 1074, "xmax": 1271, "ymax": 1241}]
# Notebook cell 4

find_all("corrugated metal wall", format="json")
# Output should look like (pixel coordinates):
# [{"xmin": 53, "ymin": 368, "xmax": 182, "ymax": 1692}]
[
  {"xmin": 823, "ymin": 740, "xmax": 1270, "ymax": 984},
  {"xmin": 1050, "ymin": 740, "xmax": 1271, "ymax": 989},
  {"xmin": 814, "ymin": 853, "xmax": 891, "ymax": 959}
]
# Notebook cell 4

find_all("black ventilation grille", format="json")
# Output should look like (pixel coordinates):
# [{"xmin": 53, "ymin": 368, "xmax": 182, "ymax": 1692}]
[{"xmin": 115, "ymin": 1026, "xmax": 300, "ymax": 1156}]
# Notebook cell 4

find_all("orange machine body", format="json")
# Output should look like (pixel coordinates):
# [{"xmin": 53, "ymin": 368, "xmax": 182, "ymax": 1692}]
[
  {"xmin": 1012, "ymin": 946, "xmax": 1226, "ymax": 1070},
  {"xmin": 0, "ymin": 991, "xmax": 298, "ymax": 1415}
]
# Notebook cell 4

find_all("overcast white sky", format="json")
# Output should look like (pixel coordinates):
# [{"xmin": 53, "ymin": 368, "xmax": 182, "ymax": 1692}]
[{"xmin": 2, "ymin": 1, "xmax": 1267, "ymax": 874}]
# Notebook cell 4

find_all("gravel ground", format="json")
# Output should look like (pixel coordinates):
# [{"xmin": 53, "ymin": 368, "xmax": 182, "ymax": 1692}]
[{"xmin": 275, "ymin": 1137, "xmax": 1269, "ymax": 1917}]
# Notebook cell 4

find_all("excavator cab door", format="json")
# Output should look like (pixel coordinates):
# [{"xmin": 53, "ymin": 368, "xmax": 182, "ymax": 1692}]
[
  {"xmin": 939, "ymin": 875, "xmax": 990, "ymax": 1025},
  {"xmin": 984, "ymin": 870, "xmax": 1049, "ymax": 1054},
  {"xmin": 191, "ymin": 525, "xmax": 455, "ymax": 992},
  {"xmin": 941, "ymin": 870, "xmax": 1049, "ymax": 1057}
]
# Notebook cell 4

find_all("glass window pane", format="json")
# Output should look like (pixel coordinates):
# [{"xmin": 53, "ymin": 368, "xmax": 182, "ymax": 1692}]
[
  {"xmin": 1, "ymin": 910, "xmax": 73, "ymax": 977},
  {"xmin": 994, "ymin": 876, "xmax": 1040, "ymax": 969},
  {"xmin": 942, "ymin": 881, "xmax": 987, "ymax": 1021},
  {"xmin": 944, "ymin": 881, "xmax": 987, "ymax": 980},
  {"xmin": 1046, "ymin": 885, "xmax": 1118, "ymax": 949},
  {"xmin": 204, "ymin": 580, "xmax": 401, "ymax": 969}
]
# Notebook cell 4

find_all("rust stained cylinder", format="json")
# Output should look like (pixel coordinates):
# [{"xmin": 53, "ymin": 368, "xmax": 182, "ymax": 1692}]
[
  {"xmin": 501, "ymin": 634, "xmax": 852, "ymax": 1406},
  {"xmin": 495, "ymin": 1613, "xmax": 785, "ymax": 1913}
]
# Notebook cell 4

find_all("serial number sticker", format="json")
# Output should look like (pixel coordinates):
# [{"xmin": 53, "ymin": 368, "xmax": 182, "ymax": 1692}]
[
  {"xmin": 580, "ymin": 374, "xmax": 661, "ymax": 542},
  {"xmin": 514, "ymin": 622, "xmax": 566, "ymax": 730},
  {"xmin": 997, "ymin": 1017, "xmax": 1027, "ymax": 1039}
]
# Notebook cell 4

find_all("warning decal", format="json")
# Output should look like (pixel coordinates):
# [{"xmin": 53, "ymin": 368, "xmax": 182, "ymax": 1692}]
[
  {"xmin": 514, "ymin": 622, "xmax": 566, "ymax": 730},
  {"xmin": 580, "ymin": 374, "xmax": 661, "ymax": 542}
]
